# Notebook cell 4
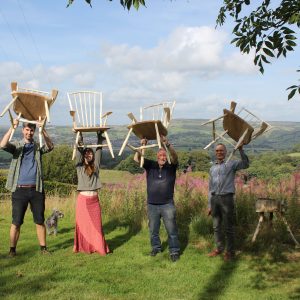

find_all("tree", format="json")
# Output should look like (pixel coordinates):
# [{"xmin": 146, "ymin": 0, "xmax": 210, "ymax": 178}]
[
  {"xmin": 217, "ymin": 0, "xmax": 300, "ymax": 100},
  {"xmin": 43, "ymin": 145, "xmax": 77, "ymax": 184}
]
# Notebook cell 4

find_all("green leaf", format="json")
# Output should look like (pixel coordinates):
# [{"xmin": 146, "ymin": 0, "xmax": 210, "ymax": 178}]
[
  {"xmin": 285, "ymin": 35, "xmax": 297, "ymax": 40},
  {"xmin": 286, "ymin": 40, "xmax": 297, "ymax": 47},
  {"xmin": 133, "ymin": 0, "xmax": 140, "ymax": 10},
  {"xmin": 261, "ymin": 55, "xmax": 270, "ymax": 64},
  {"xmin": 256, "ymin": 40, "xmax": 263, "ymax": 52},
  {"xmin": 288, "ymin": 88, "xmax": 296, "ymax": 100},
  {"xmin": 281, "ymin": 27, "xmax": 295, "ymax": 34},
  {"xmin": 265, "ymin": 41, "xmax": 273, "ymax": 49},
  {"xmin": 287, "ymin": 85, "xmax": 298, "ymax": 89},
  {"xmin": 262, "ymin": 48, "xmax": 275, "ymax": 57}
]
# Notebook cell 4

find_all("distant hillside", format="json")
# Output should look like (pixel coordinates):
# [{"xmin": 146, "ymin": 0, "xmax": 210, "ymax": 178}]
[{"xmin": 0, "ymin": 119, "xmax": 299, "ymax": 159}]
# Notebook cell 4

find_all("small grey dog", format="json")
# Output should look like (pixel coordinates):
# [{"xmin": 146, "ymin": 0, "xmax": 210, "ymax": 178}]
[{"xmin": 45, "ymin": 209, "xmax": 64, "ymax": 235}]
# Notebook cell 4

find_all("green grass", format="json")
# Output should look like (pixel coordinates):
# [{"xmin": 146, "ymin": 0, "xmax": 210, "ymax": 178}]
[
  {"xmin": 288, "ymin": 152, "xmax": 300, "ymax": 157},
  {"xmin": 0, "ymin": 197, "xmax": 299, "ymax": 300}
]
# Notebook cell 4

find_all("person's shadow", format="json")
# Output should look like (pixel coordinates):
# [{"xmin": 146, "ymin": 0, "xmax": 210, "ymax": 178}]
[{"xmin": 104, "ymin": 217, "xmax": 142, "ymax": 252}]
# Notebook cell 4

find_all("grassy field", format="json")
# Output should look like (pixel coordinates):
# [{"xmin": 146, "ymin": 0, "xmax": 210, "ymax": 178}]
[{"xmin": 0, "ymin": 173, "xmax": 300, "ymax": 300}]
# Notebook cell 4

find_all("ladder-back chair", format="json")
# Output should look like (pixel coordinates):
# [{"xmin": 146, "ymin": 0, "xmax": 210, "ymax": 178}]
[
  {"xmin": 67, "ymin": 91, "xmax": 114, "ymax": 160},
  {"xmin": 0, "ymin": 82, "xmax": 58, "ymax": 145},
  {"xmin": 201, "ymin": 101, "xmax": 272, "ymax": 161},
  {"xmin": 119, "ymin": 101, "xmax": 176, "ymax": 167}
]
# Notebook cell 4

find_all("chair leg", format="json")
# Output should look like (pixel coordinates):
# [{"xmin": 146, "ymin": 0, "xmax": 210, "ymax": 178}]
[
  {"xmin": 44, "ymin": 101, "xmax": 50, "ymax": 122},
  {"xmin": 277, "ymin": 213, "xmax": 300, "ymax": 248},
  {"xmin": 0, "ymin": 96, "xmax": 18, "ymax": 117},
  {"xmin": 72, "ymin": 131, "xmax": 81, "ymax": 160},
  {"xmin": 226, "ymin": 128, "xmax": 248, "ymax": 162},
  {"xmin": 8, "ymin": 111, "xmax": 17, "ymax": 141},
  {"xmin": 118, "ymin": 128, "xmax": 133, "ymax": 156},
  {"xmin": 162, "ymin": 142, "xmax": 171, "ymax": 164},
  {"xmin": 154, "ymin": 122, "xmax": 162, "ymax": 149},
  {"xmin": 140, "ymin": 148, "xmax": 145, "ymax": 168},
  {"xmin": 252, "ymin": 213, "xmax": 264, "ymax": 242},
  {"xmin": 104, "ymin": 131, "xmax": 114, "ymax": 158}
]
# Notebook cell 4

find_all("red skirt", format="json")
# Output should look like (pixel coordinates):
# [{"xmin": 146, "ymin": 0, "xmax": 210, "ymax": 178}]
[{"xmin": 73, "ymin": 194, "xmax": 110, "ymax": 255}]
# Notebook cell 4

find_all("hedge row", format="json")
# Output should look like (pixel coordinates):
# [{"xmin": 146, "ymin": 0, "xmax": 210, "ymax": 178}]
[{"xmin": 0, "ymin": 176, "xmax": 76, "ymax": 197}]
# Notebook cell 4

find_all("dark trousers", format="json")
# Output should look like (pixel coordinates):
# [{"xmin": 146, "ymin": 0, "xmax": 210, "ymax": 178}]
[
  {"xmin": 147, "ymin": 203, "xmax": 180, "ymax": 254},
  {"xmin": 211, "ymin": 194, "xmax": 235, "ymax": 254},
  {"xmin": 12, "ymin": 187, "xmax": 45, "ymax": 225}
]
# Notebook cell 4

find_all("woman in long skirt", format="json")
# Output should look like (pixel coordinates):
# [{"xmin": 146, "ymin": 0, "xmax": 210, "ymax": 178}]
[{"xmin": 73, "ymin": 132, "xmax": 110, "ymax": 255}]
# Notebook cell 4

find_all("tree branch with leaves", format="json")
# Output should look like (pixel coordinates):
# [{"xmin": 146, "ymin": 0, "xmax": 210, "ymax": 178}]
[
  {"xmin": 66, "ymin": 0, "xmax": 146, "ymax": 10},
  {"xmin": 217, "ymin": 0, "xmax": 300, "ymax": 100}
]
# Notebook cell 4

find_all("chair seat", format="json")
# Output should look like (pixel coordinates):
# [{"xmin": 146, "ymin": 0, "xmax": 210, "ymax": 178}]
[
  {"xmin": 12, "ymin": 92, "xmax": 53, "ymax": 121},
  {"xmin": 128, "ymin": 120, "xmax": 168, "ymax": 140},
  {"xmin": 73, "ymin": 126, "xmax": 110, "ymax": 133},
  {"xmin": 223, "ymin": 109, "xmax": 254, "ymax": 144}
]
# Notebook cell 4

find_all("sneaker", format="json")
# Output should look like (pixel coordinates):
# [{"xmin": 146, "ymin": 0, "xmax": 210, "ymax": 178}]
[
  {"xmin": 207, "ymin": 249, "xmax": 222, "ymax": 257},
  {"xmin": 149, "ymin": 249, "xmax": 162, "ymax": 257},
  {"xmin": 170, "ymin": 253, "xmax": 180, "ymax": 262},
  {"xmin": 224, "ymin": 252, "xmax": 235, "ymax": 262},
  {"xmin": 8, "ymin": 249, "xmax": 16, "ymax": 257},
  {"xmin": 40, "ymin": 248, "xmax": 52, "ymax": 255}
]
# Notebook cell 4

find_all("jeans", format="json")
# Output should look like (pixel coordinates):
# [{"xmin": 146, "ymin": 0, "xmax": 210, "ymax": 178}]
[
  {"xmin": 211, "ymin": 194, "xmax": 235, "ymax": 254},
  {"xmin": 147, "ymin": 203, "xmax": 180, "ymax": 254}
]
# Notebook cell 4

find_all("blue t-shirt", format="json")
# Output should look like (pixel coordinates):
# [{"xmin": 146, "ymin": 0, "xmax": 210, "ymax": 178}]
[
  {"xmin": 143, "ymin": 159, "xmax": 177, "ymax": 205},
  {"xmin": 17, "ymin": 142, "xmax": 37, "ymax": 185}
]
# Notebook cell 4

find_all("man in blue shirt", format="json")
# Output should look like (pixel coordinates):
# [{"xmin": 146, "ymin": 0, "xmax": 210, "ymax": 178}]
[
  {"xmin": 0, "ymin": 119, "xmax": 54, "ymax": 257},
  {"xmin": 134, "ymin": 136, "xmax": 180, "ymax": 262},
  {"xmin": 208, "ymin": 143, "xmax": 249, "ymax": 261}
]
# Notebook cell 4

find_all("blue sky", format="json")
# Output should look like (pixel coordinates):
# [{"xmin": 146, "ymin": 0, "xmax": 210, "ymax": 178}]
[{"xmin": 0, "ymin": 0, "xmax": 299, "ymax": 126}]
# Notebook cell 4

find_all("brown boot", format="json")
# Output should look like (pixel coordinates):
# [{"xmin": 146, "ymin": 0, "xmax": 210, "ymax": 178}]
[
  {"xmin": 208, "ymin": 249, "xmax": 222, "ymax": 257},
  {"xmin": 224, "ymin": 251, "xmax": 235, "ymax": 261}
]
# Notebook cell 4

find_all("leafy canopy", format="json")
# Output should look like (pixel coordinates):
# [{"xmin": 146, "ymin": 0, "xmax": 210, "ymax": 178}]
[{"xmin": 217, "ymin": 0, "xmax": 300, "ymax": 100}]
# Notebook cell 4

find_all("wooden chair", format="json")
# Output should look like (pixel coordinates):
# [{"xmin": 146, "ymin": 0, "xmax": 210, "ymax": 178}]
[
  {"xmin": 201, "ymin": 101, "xmax": 272, "ymax": 161},
  {"xmin": 118, "ymin": 101, "xmax": 176, "ymax": 167},
  {"xmin": 67, "ymin": 91, "xmax": 114, "ymax": 160},
  {"xmin": 252, "ymin": 198, "xmax": 300, "ymax": 248},
  {"xmin": 0, "ymin": 82, "xmax": 58, "ymax": 145}
]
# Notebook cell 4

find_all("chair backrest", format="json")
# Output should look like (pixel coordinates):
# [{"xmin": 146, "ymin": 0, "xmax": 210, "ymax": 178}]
[
  {"xmin": 235, "ymin": 106, "xmax": 272, "ymax": 140},
  {"xmin": 140, "ymin": 101, "xmax": 175, "ymax": 128},
  {"xmin": 67, "ymin": 91, "xmax": 106, "ymax": 127}
]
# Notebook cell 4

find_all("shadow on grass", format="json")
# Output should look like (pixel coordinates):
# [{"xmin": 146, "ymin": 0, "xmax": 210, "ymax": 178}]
[
  {"xmin": 58, "ymin": 226, "xmax": 74, "ymax": 234},
  {"xmin": 197, "ymin": 259, "xmax": 239, "ymax": 300},
  {"xmin": 104, "ymin": 218, "xmax": 142, "ymax": 252},
  {"xmin": 0, "ymin": 250, "xmax": 56, "ymax": 298}
]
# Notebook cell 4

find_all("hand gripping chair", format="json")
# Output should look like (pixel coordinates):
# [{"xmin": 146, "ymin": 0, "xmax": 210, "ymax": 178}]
[
  {"xmin": 67, "ymin": 91, "xmax": 114, "ymax": 160},
  {"xmin": 0, "ymin": 82, "xmax": 58, "ymax": 145},
  {"xmin": 201, "ymin": 101, "xmax": 272, "ymax": 162},
  {"xmin": 118, "ymin": 101, "xmax": 176, "ymax": 167}
]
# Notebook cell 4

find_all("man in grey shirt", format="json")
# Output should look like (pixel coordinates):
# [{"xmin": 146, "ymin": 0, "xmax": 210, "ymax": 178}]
[{"xmin": 207, "ymin": 143, "xmax": 249, "ymax": 261}]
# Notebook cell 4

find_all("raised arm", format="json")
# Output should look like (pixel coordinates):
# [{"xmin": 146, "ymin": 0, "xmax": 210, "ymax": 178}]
[
  {"xmin": 0, "ymin": 119, "xmax": 18, "ymax": 152},
  {"xmin": 94, "ymin": 131, "xmax": 104, "ymax": 167},
  {"xmin": 234, "ymin": 147, "xmax": 249, "ymax": 171},
  {"xmin": 162, "ymin": 135, "xmax": 178, "ymax": 165},
  {"xmin": 42, "ymin": 129, "xmax": 54, "ymax": 153},
  {"xmin": 133, "ymin": 138, "xmax": 147, "ymax": 164}
]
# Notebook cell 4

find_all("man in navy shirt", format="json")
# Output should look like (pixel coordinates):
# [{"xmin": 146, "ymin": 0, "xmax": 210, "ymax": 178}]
[
  {"xmin": 0, "ymin": 119, "xmax": 54, "ymax": 256},
  {"xmin": 134, "ymin": 136, "xmax": 180, "ymax": 262}
]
